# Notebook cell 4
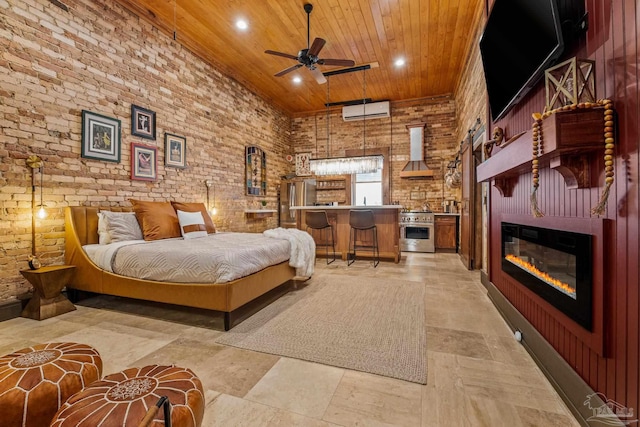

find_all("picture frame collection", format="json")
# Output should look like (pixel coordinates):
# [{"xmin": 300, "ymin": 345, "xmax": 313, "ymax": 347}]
[{"xmin": 81, "ymin": 105, "xmax": 187, "ymax": 182}]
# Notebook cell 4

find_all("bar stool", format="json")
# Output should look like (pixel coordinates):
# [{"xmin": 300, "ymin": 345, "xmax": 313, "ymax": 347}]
[
  {"xmin": 305, "ymin": 210, "xmax": 336, "ymax": 264},
  {"xmin": 348, "ymin": 209, "xmax": 379, "ymax": 267}
]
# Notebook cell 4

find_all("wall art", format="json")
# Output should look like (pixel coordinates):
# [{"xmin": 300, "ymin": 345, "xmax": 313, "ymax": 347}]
[{"xmin": 81, "ymin": 110, "xmax": 121, "ymax": 162}]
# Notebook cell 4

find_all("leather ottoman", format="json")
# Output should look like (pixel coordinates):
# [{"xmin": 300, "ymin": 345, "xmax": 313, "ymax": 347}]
[
  {"xmin": 50, "ymin": 365, "xmax": 205, "ymax": 427},
  {"xmin": 0, "ymin": 342, "xmax": 102, "ymax": 427}
]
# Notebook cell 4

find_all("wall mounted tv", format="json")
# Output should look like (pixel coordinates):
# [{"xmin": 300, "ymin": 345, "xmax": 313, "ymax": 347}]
[{"xmin": 480, "ymin": 0, "xmax": 565, "ymax": 122}]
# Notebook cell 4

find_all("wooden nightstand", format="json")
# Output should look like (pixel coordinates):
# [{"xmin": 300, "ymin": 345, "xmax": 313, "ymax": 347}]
[{"xmin": 20, "ymin": 265, "xmax": 77, "ymax": 320}]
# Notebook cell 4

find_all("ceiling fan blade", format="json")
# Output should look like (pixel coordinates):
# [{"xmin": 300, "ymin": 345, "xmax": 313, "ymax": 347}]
[
  {"xmin": 323, "ymin": 61, "xmax": 380, "ymax": 77},
  {"xmin": 265, "ymin": 50, "xmax": 299, "ymax": 61},
  {"xmin": 318, "ymin": 58, "xmax": 356, "ymax": 67},
  {"xmin": 309, "ymin": 66, "xmax": 327, "ymax": 84},
  {"xmin": 275, "ymin": 64, "xmax": 303, "ymax": 77},
  {"xmin": 307, "ymin": 37, "xmax": 326, "ymax": 57}
]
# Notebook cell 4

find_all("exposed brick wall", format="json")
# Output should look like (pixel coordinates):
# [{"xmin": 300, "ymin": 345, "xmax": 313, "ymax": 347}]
[
  {"xmin": 0, "ymin": 0, "xmax": 293, "ymax": 301},
  {"xmin": 454, "ymin": 16, "xmax": 488, "ymax": 148},
  {"xmin": 291, "ymin": 97, "xmax": 460, "ymax": 212},
  {"xmin": 454, "ymin": 9, "xmax": 487, "ymax": 147}
]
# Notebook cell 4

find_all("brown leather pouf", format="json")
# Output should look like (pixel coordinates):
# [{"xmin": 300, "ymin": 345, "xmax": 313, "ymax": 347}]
[
  {"xmin": 50, "ymin": 365, "xmax": 205, "ymax": 427},
  {"xmin": 0, "ymin": 342, "xmax": 103, "ymax": 427}
]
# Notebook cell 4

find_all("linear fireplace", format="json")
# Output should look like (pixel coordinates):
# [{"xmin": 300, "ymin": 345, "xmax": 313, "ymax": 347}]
[{"xmin": 501, "ymin": 222, "xmax": 593, "ymax": 330}]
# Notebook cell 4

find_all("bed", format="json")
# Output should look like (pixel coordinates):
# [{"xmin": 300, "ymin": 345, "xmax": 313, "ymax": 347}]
[{"xmin": 64, "ymin": 206, "xmax": 299, "ymax": 330}]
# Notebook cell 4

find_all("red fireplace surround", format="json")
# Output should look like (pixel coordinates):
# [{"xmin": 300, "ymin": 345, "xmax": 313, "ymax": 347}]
[{"xmin": 497, "ymin": 214, "xmax": 610, "ymax": 356}]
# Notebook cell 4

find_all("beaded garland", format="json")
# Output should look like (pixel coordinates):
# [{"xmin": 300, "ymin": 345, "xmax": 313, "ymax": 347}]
[
  {"xmin": 530, "ymin": 99, "xmax": 615, "ymax": 217},
  {"xmin": 531, "ymin": 112, "xmax": 544, "ymax": 217}
]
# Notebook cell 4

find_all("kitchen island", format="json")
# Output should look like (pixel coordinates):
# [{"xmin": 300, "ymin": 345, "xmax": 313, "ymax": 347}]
[{"xmin": 291, "ymin": 205, "xmax": 403, "ymax": 263}]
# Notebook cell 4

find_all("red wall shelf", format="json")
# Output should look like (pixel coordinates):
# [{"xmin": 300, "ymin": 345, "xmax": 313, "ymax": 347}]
[{"xmin": 477, "ymin": 108, "xmax": 605, "ymax": 196}]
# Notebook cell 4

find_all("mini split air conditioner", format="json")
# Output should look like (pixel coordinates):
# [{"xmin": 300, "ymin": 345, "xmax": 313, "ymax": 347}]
[{"xmin": 342, "ymin": 101, "xmax": 390, "ymax": 121}]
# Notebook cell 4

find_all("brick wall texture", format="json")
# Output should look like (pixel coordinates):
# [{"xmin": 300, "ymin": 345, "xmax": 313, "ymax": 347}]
[
  {"xmin": 291, "ymin": 97, "xmax": 461, "ymax": 212},
  {"xmin": 1, "ymin": 0, "xmax": 469, "ymax": 301},
  {"xmin": 0, "ymin": 0, "xmax": 292, "ymax": 300},
  {"xmin": 454, "ymin": 10, "xmax": 487, "ymax": 147}
]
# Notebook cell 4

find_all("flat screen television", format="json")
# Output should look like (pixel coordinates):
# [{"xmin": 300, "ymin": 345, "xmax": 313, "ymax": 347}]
[{"xmin": 480, "ymin": 0, "xmax": 565, "ymax": 122}]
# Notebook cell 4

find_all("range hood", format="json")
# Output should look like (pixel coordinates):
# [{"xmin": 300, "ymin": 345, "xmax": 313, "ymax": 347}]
[{"xmin": 400, "ymin": 123, "xmax": 434, "ymax": 178}]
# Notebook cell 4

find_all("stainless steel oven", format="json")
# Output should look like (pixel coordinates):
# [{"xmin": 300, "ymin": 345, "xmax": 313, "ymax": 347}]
[{"xmin": 400, "ymin": 212, "xmax": 435, "ymax": 253}]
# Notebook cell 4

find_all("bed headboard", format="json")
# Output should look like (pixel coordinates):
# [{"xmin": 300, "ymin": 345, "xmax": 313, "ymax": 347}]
[{"xmin": 66, "ymin": 206, "xmax": 133, "ymax": 246}]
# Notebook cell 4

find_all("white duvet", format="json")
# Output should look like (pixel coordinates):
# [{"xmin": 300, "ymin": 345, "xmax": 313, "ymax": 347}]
[
  {"xmin": 83, "ymin": 232, "xmax": 295, "ymax": 284},
  {"xmin": 263, "ymin": 227, "xmax": 316, "ymax": 277}
]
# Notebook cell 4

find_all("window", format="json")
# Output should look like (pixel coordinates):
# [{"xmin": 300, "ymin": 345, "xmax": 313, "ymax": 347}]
[{"xmin": 354, "ymin": 168, "xmax": 382, "ymax": 206}]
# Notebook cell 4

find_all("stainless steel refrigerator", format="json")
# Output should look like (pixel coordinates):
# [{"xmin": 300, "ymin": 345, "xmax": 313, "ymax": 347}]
[{"xmin": 279, "ymin": 179, "xmax": 317, "ymax": 228}]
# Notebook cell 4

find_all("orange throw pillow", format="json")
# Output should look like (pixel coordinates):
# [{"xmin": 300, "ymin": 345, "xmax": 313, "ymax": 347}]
[
  {"xmin": 171, "ymin": 201, "xmax": 216, "ymax": 233},
  {"xmin": 130, "ymin": 199, "xmax": 181, "ymax": 241}
]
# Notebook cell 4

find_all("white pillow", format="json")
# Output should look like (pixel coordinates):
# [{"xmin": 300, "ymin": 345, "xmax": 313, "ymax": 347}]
[
  {"xmin": 99, "ymin": 211, "xmax": 143, "ymax": 243},
  {"xmin": 176, "ymin": 210, "xmax": 208, "ymax": 239},
  {"xmin": 97, "ymin": 212, "xmax": 111, "ymax": 244}
]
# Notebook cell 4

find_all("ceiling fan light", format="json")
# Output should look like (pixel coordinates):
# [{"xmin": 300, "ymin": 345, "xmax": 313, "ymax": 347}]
[{"xmin": 265, "ymin": 4, "xmax": 353, "ymax": 85}]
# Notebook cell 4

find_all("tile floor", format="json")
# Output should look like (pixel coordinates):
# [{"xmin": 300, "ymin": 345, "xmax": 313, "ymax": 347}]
[{"xmin": 0, "ymin": 253, "xmax": 581, "ymax": 426}]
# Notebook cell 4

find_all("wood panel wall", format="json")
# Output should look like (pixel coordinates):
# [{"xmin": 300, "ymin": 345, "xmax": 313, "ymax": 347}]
[{"xmin": 485, "ymin": 0, "xmax": 639, "ymax": 415}]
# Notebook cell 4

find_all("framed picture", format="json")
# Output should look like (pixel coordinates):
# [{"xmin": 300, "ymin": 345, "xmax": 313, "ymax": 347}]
[
  {"xmin": 131, "ymin": 142, "xmax": 157, "ymax": 181},
  {"xmin": 81, "ymin": 110, "xmax": 121, "ymax": 162},
  {"xmin": 245, "ymin": 146, "xmax": 266, "ymax": 196},
  {"xmin": 164, "ymin": 133, "xmax": 187, "ymax": 169},
  {"xmin": 295, "ymin": 152, "xmax": 311, "ymax": 176},
  {"xmin": 131, "ymin": 105, "xmax": 156, "ymax": 140}
]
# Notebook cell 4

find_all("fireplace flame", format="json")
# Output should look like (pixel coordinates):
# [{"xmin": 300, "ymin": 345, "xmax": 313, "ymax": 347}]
[{"xmin": 505, "ymin": 254, "xmax": 576, "ymax": 299}]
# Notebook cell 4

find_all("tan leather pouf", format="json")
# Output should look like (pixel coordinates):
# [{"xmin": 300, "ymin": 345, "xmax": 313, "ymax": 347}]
[
  {"xmin": 50, "ymin": 365, "xmax": 205, "ymax": 427},
  {"xmin": 0, "ymin": 342, "xmax": 103, "ymax": 427}
]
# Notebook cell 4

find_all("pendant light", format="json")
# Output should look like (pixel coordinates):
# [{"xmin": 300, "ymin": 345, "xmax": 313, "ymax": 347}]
[{"xmin": 310, "ymin": 69, "xmax": 383, "ymax": 176}]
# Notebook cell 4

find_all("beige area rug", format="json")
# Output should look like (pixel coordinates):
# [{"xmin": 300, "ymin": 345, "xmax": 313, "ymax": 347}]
[{"xmin": 215, "ymin": 274, "xmax": 427, "ymax": 384}]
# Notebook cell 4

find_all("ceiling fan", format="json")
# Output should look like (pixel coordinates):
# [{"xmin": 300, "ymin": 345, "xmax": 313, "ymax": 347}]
[{"xmin": 265, "ymin": 3, "xmax": 355, "ymax": 84}]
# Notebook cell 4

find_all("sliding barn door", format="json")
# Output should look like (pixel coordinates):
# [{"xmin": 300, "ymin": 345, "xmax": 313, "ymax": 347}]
[
  {"xmin": 460, "ymin": 140, "xmax": 475, "ymax": 269},
  {"xmin": 459, "ymin": 138, "xmax": 484, "ymax": 270}
]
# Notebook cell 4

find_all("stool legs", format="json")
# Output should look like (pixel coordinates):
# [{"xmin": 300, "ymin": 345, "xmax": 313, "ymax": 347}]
[
  {"xmin": 348, "ymin": 227, "xmax": 379, "ymax": 267},
  {"xmin": 347, "ymin": 228, "xmax": 356, "ymax": 266},
  {"xmin": 325, "ymin": 226, "xmax": 336, "ymax": 264},
  {"xmin": 372, "ymin": 227, "xmax": 379, "ymax": 267},
  {"xmin": 308, "ymin": 225, "xmax": 336, "ymax": 264}
]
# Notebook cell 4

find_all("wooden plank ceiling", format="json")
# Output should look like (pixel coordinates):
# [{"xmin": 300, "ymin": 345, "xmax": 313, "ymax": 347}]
[{"xmin": 114, "ymin": 0, "xmax": 484, "ymax": 115}]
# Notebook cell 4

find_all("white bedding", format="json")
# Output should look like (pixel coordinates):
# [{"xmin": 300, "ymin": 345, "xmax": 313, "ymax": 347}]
[
  {"xmin": 83, "ymin": 240, "xmax": 146, "ymax": 271},
  {"xmin": 83, "ymin": 232, "xmax": 292, "ymax": 284},
  {"xmin": 263, "ymin": 227, "xmax": 315, "ymax": 277}
]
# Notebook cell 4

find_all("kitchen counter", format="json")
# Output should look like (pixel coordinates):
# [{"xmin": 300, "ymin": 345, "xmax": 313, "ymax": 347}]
[
  {"xmin": 434, "ymin": 212, "xmax": 460, "ymax": 216},
  {"xmin": 293, "ymin": 205, "xmax": 401, "ymax": 263}
]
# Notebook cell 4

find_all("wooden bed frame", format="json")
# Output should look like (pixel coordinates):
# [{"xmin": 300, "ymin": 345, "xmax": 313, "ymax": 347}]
[{"xmin": 64, "ymin": 206, "xmax": 296, "ymax": 330}]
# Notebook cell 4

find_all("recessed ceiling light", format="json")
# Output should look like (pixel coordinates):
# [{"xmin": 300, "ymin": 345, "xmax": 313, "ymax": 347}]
[
  {"xmin": 292, "ymin": 76, "xmax": 302, "ymax": 84},
  {"xmin": 394, "ymin": 58, "xmax": 406, "ymax": 67},
  {"xmin": 236, "ymin": 19, "xmax": 248, "ymax": 30}
]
